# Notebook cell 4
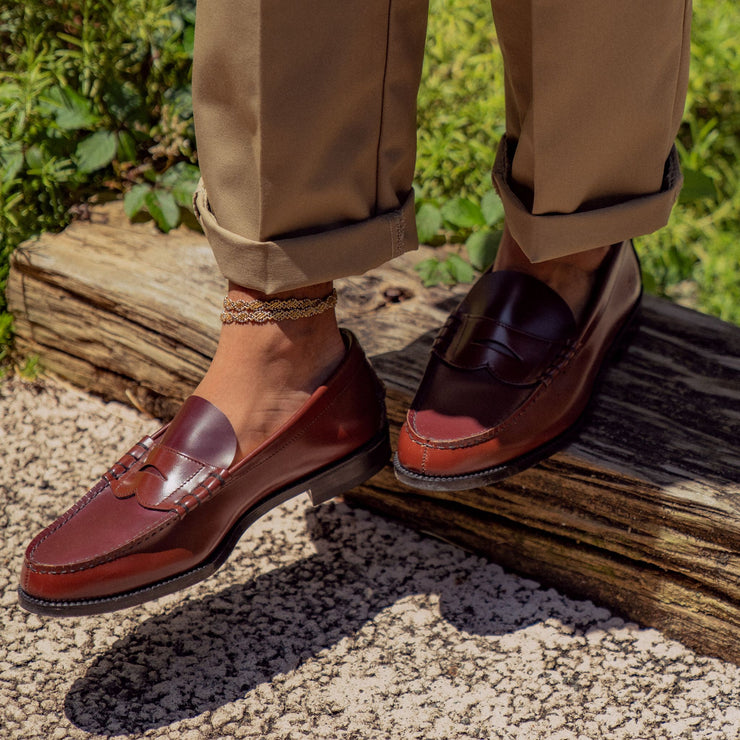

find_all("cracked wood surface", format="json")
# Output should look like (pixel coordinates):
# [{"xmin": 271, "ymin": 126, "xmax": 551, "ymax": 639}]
[{"xmin": 7, "ymin": 201, "xmax": 740, "ymax": 660}]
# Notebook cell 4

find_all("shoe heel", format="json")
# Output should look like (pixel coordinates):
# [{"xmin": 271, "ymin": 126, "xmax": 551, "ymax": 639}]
[
  {"xmin": 610, "ymin": 299, "xmax": 642, "ymax": 366},
  {"xmin": 307, "ymin": 426, "xmax": 391, "ymax": 506}
]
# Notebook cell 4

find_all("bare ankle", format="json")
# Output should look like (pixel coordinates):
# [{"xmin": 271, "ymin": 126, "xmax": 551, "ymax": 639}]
[
  {"xmin": 193, "ymin": 280, "xmax": 347, "ymax": 459},
  {"xmin": 494, "ymin": 229, "xmax": 610, "ymax": 271},
  {"xmin": 494, "ymin": 228, "xmax": 612, "ymax": 320},
  {"xmin": 221, "ymin": 280, "xmax": 345, "ymax": 371}
]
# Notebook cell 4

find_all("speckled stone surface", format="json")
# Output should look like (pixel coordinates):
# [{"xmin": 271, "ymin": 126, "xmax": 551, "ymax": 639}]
[{"xmin": 3, "ymin": 376, "xmax": 740, "ymax": 740}]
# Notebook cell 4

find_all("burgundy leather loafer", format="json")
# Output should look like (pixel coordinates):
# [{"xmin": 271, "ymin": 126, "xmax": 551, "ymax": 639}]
[
  {"xmin": 395, "ymin": 240, "xmax": 641, "ymax": 491},
  {"xmin": 19, "ymin": 330, "xmax": 389, "ymax": 616}
]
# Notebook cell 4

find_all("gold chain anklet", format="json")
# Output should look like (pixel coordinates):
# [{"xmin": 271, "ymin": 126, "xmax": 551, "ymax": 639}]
[{"xmin": 220, "ymin": 289, "xmax": 338, "ymax": 324}]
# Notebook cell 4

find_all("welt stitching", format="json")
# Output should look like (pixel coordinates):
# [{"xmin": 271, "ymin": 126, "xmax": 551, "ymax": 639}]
[{"xmin": 26, "ymin": 515, "xmax": 177, "ymax": 575}]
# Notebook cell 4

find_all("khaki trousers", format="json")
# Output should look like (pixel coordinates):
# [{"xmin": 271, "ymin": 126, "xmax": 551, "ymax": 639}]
[{"xmin": 192, "ymin": 0, "xmax": 691, "ymax": 293}]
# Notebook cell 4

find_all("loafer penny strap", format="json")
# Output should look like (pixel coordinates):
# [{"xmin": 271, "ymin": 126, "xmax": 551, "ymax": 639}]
[
  {"xmin": 109, "ymin": 443, "xmax": 229, "ymax": 510},
  {"xmin": 432, "ymin": 270, "xmax": 577, "ymax": 386},
  {"xmin": 435, "ymin": 313, "xmax": 571, "ymax": 385},
  {"xmin": 106, "ymin": 395, "xmax": 238, "ymax": 512}
]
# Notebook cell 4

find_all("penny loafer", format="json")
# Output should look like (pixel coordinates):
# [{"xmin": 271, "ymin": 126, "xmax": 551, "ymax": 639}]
[
  {"xmin": 19, "ymin": 330, "xmax": 390, "ymax": 616},
  {"xmin": 394, "ymin": 240, "xmax": 641, "ymax": 491}
]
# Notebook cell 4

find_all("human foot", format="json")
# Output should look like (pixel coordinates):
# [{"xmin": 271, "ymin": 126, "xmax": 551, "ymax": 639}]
[
  {"xmin": 193, "ymin": 281, "xmax": 347, "ymax": 460},
  {"xmin": 493, "ymin": 228, "xmax": 611, "ymax": 322}
]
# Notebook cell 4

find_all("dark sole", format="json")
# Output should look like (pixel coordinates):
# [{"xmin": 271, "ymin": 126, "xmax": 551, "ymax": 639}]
[
  {"xmin": 18, "ymin": 426, "xmax": 391, "ymax": 617},
  {"xmin": 393, "ymin": 296, "xmax": 642, "ymax": 493}
]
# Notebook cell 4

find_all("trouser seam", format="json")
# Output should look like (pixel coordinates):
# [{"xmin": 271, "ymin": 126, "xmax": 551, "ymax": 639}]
[
  {"xmin": 669, "ymin": 0, "xmax": 692, "ymax": 146},
  {"xmin": 373, "ymin": 0, "xmax": 393, "ymax": 219},
  {"xmin": 391, "ymin": 204, "xmax": 406, "ymax": 258}
]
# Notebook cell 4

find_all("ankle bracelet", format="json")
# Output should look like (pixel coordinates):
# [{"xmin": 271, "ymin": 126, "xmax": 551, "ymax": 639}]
[{"xmin": 220, "ymin": 289, "xmax": 338, "ymax": 324}]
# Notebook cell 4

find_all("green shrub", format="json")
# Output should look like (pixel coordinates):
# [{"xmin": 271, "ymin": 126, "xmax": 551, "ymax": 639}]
[
  {"xmin": 1, "ymin": 0, "xmax": 738, "ymax": 336},
  {"xmin": 638, "ymin": 0, "xmax": 740, "ymax": 324},
  {"xmin": 0, "ymin": 0, "xmax": 196, "ymax": 313},
  {"xmin": 416, "ymin": 0, "xmax": 504, "ymax": 203}
]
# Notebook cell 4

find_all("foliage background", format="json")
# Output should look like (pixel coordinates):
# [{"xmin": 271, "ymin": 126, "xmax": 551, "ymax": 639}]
[
  {"xmin": 1, "ymin": 0, "xmax": 738, "ymax": 367},
  {"xmin": 0, "ymin": 0, "xmax": 198, "ymax": 363},
  {"xmin": 415, "ymin": 0, "xmax": 740, "ymax": 323}
]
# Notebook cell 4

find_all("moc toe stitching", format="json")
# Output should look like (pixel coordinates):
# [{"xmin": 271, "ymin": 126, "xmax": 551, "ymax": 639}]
[
  {"xmin": 406, "ymin": 367, "xmax": 556, "ymax": 450},
  {"xmin": 25, "ymin": 515, "xmax": 177, "ymax": 576}
]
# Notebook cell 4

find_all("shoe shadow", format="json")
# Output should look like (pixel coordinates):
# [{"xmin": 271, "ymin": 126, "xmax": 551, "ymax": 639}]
[{"xmin": 63, "ymin": 501, "xmax": 599, "ymax": 735}]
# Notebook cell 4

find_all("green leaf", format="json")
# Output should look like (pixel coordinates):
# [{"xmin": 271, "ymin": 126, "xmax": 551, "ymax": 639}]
[
  {"xmin": 445, "ymin": 254, "xmax": 476, "ymax": 284},
  {"xmin": 104, "ymin": 83, "xmax": 146, "ymax": 124},
  {"xmin": 415, "ymin": 254, "xmax": 475, "ymax": 286},
  {"xmin": 116, "ymin": 131, "xmax": 138, "ymax": 163},
  {"xmin": 415, "ymin": 203, "xmax": 443, "ymax": 243},
  {"xmin": 0, "ymin": 312, "xmax": 14, "ymax": 344},
  {"xmin": 1, "ymin": 147, "xmax": 24, "ymax": 190},
  {"xmin": 25, "ymin": 146, "xmax": 44, "ymax": 171},
  {"xmin": 172, "ymin": 177, "xmax": 200, "ymax": 209},
  {"xmin": 75, "ymin": 131, "xmax": 117, "ymax": 173},
  {"xmin": 465, "ymin": 229, "xmax": 502, "ymax": 271},
  {"xmin": 182, "ymin": 25, "xmax": 195, "ymax": 57},
  {"xmin": 18, "ymin": 353, "xmax": 42, "ymax": 381},
  {"xmin": 679, "ymin": 167, "xmax": 716, "ymax": 204},
  {"xmin": 39, "ymin": 86, "xmax": 99, "ymax": 130},
  {"xmin": 159, "ymin": 162, "xmax": 201, "ymax": 207},
  {"xmin": 158, "ymin": 163, "xmax": 186, "ymax": 188},
  {"xmin": 145, "ymin": 189, "xmax": 180, "ymax": 232},
  {"xmin": 415, "ymin": 257, "xmax": 443, "ymax": 287},
  {"xmin": 480, "ymin": 190, "xmax": 504, "ymax": 226},
  {"xmin": 0, "ymin": 82, "xmax": 22, "ymax": 103},
  {"xmin": 123, "ymin": 184, "xmax": 151, "ymax": 219},
  {"xmin": 437, "ymin": 259, "xmax": 455, "ymax": 285},
  {"xmin": 440, "ymin": 197, "xmax": 486, "ymax": 229}
]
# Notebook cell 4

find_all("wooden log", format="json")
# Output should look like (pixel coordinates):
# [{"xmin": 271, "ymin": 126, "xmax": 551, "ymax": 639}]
[{"xmin": 7, "ymin": 202, "xmax": 740, "ymax": 661}]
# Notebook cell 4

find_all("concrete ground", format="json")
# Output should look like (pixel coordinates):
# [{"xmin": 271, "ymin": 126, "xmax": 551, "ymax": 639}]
[{"xmin": 2, "ymin": 375, "xmax": 740, "ymax": 740}]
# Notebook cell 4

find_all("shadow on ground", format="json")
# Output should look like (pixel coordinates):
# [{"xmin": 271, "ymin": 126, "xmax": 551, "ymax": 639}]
[{"xmin": 64, "ymin": 501, "xmax": 602, "ymax": 735}]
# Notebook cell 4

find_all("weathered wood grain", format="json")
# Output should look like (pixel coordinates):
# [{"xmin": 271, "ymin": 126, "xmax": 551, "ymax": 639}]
[{"xmin": 6, "ymin": 201, "xmax": 740, "ymax": 661}]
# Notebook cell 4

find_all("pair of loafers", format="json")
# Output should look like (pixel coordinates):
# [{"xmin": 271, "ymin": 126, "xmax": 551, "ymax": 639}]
[{"xmin": 18, "ymin": 240, "xmax": 641, "ymax": 616}]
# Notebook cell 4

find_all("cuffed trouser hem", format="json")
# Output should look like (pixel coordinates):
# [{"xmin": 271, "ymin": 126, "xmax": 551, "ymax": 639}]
[
  {"xmin": 493, "ymin": 136, "xmax": 684, "ymax": 262},
  {"xmin": 194, "ymin": 185, "xmax": 418, "ymax": 294}
]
